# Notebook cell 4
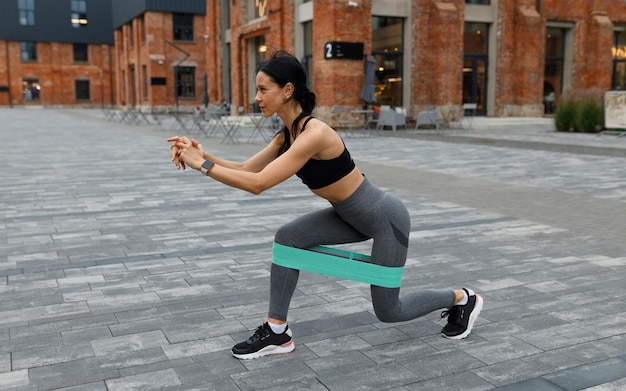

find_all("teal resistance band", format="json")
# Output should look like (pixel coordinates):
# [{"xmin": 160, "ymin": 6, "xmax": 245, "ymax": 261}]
[{"xmin": 272, "ymin": 242, "xmax": 403, "ymax": 288}]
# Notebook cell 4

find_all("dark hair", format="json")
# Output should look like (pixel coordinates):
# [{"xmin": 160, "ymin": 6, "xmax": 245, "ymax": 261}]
[{"xmin": 256, "ymin": 50, "xmax": 316, "ymax": 154}]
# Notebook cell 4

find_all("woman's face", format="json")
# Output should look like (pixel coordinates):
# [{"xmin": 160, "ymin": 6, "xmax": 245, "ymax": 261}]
[{"xmin": 255, "ymin": 71, "xmax": 291, "ymax": 117}]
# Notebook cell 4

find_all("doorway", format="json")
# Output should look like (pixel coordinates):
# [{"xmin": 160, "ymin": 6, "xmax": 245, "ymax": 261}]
[{"xmin": 463, "ymin": 56, "xmax": 487, "ymax": 115}]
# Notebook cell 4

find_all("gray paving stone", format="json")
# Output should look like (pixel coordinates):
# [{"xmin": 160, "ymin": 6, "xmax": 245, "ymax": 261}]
[
  {"xmin": 105, "ymin": 368, "xmax": 182, "ymax": 391},
  {"xmin": 1, "ymin": 108, "xmax": 626, "ymax": 389},
  {"xmin": 543, "ymin": 358, "xmax": 626, "ymax": 391}
]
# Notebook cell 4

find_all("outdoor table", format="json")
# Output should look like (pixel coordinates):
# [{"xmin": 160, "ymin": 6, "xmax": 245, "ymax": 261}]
[{"xmin": 247, "ymin": 113, "xmax": 273, "ymax": 143}]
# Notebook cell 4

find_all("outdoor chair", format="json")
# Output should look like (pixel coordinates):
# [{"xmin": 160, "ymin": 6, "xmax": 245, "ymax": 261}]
[
  {"xmin": 460, "ymin": 103, "xmax": 477, "ymax": 130},
  {"xmin": 415, "ymin": 108, "xmax": 440, "ymax": 130},
  {"xmin": 376, "ymin": 108, "xmax": 406, "ymax": 131}
]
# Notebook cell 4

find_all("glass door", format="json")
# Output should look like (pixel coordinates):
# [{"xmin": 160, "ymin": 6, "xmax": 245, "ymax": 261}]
[
  {"xmin": 463, "ymin": 56, "xmax": 487, "ymax": 115},
  {"xmin": 464, "ymin": 22, "xmax": 489, "ymax": 115}
]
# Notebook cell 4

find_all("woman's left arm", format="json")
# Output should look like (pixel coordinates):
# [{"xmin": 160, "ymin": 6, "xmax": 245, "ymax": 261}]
[{"xmin": 176, "ymin": 128, "xmax": 326, "ymax": 194}]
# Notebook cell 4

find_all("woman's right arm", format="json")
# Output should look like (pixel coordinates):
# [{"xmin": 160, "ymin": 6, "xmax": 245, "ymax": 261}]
[{"xmin": 204, "ymin": 134, "xmax": 282, "ymax": 173}]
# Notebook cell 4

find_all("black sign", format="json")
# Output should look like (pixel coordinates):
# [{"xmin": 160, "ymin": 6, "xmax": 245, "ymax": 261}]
[
  {"xmin": 151, "ymin": 77, "xmax": 167, "ymax": 86},
  {"xmin": 324, "ymin": 42, "xmax": 364, "ymax": 60}
]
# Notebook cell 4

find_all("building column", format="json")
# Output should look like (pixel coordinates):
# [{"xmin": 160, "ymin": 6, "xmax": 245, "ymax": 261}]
[
  {"xmin": 312, "ymin": 0, "xmax": 371, "ymax": 117},
  {"xmin": 581, "ymin": 12, "xmax": 613, "ymax": 92}
]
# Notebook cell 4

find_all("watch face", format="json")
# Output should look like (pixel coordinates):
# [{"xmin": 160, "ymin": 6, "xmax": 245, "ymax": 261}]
[{"xmin": 202, "ymin": 160, "xmax": 214, "ymax": 170}]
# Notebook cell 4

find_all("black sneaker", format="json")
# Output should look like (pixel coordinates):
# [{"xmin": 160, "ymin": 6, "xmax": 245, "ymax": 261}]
[
  {"xmin": 231, "ymin": 323, "xmax": 295, "ymax": 359},
  {"xmin": 441, "ymin": 288, "xmax": 483, "ymax": 339}
]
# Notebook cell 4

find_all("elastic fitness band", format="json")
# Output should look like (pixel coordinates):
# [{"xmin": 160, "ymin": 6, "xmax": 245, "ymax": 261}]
[{"xmin": 272, "ymin": 242, "xmax": 403, "ymax": 288}]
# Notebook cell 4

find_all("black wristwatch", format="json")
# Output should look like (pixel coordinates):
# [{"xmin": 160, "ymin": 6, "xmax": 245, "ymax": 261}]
[{"xmin": 200, "ymin": 160, "xmax": 215, "ymax": 175}]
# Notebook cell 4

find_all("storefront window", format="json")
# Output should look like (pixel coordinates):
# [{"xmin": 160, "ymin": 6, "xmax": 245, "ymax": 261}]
[
  {"xmin": 613, "ymin": 28, "xmax": 626, "ymax": 90},
  {"xmin": 372, "ymin": 16, "xmax": 404, "ymax": 107}
]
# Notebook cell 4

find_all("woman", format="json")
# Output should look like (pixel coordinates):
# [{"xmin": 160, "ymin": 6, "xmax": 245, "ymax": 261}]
[{"xmin": 168, "ymin": 50, "xmax": 483, "ymax": 360}]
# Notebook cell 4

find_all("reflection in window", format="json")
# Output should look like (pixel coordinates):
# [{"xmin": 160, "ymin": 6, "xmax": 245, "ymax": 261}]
[
  {"xmin": 372, "ymin": 16, "xmax": 404, "ymax": 107},
  {"xmin": 176, "ymin": 66, "xmax": 196, "ymax": 98},
  {"xmin": 18, "ymin": 0, "xmax": 35, "ymax": 26},
  {"xmin": 173, "ymin": 13, "xmax": 194, "ymax": 41},
  {"xmin": 75, "ymin": 80, "xmax": 90, "ymax": 100},
  {"xmin": 71, "ymin": 0, "xmax": 88, "ymax": 28},
  {"xmin": 544, "ymin": 27, "xmax": 565, "ymax": 111},
  {"xmin": 613, "ymin": 29, "xmax": 626, "ymax": 90},
  {"xmin": 73, "ymin": 43, "xmax": 88, "ymax": 62},
  {"xmin": 20, "ymin": 41, "xmax": 37, "ymax": 61}
]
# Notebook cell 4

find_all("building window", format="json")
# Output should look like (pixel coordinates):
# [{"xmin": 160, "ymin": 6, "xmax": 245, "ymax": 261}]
[
  {"xmin": 463, "ymin": 22, "xmax": 489, "ymax": 114},
  {"xmin": 18, "ymin": 0, "xmax": 35, "ymax": 26},
  {"xmin": 372, "ymin": 16, "xmax": 404, "ymax": 107},
  {"xmin": 71, "ymin": 0, "xmax": 88, "ymax": 28},
  {"xmin": 20, "ymin": 41, "xmax": 37, "ymax": 61},
  {"xmin": 75, "ymin": 79, "xmax": 90, "ymax": 100},
  {"xmin": 544, "ymin": 27, "xmax": 565, "ymax": 113},
  {"xmin": 22, "ymin": 78, "xmax": 40, "ymax": 100},
  {"xmin": 613, "ymin": 28, "xmax": 626, "ymax": 90},
  {"xmin": 73, "ymin": 43, "xmax": 88, "ymax": 62},
  {"xmin": 466, "ymin": 0, "xmax": 490, "ymax": 4},
  {"xmin": 173, "ymin": 13, "xmax": 193, "ymax": 41},
  {"xmin": 176, "ymin": 66, "xmax": 195, "ymax": 98}
]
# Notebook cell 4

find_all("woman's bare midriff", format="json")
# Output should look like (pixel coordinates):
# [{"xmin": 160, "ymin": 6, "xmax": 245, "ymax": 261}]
[{"xmin": 310, "ymin": 167, "xmax": 365, "ymax": 203}]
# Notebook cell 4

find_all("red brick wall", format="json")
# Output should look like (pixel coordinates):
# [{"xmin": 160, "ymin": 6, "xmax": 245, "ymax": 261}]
[
  {"xmin": 0, "ymin": 41, "xmax": 113, "ymax": 107},
  {"xmin": 114, "ymin": 11, "xmax": 207, "ymax": 110}
]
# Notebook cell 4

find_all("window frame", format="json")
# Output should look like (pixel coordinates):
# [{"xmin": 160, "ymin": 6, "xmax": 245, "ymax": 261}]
[
  {"xmin": 71, "ymin": 0, "xmax": 88, "ymax": 28},
  {"xmin": 613, "ymin": 27, "xmax": 626, "ymax": 90},
  {"xmin": 20, "ymin": 41, "xmax": 37, "ymax": 62},
  {"xmin": 176, "ymin": 66, "xmax": 196, "ymax": 98},
  {"xmin": 173, "ymin": 13, "xmax": 194, "ymax": 42},
  {"xmin": 74, "ymin": 79, "xmax": 91, "ymax": 101},
  {"xmin": 18, "ymin": 0, "xmax": 36, "ymax": 26},
  {"xmin": 73, "ymin": 43, "xmax": 88, "ymax": 63}
]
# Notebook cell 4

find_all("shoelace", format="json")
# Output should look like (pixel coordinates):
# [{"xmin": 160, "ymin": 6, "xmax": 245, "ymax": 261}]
[
  {"xmin": 441, "ymin": 306, "xmax": 462, "ymax": 324},
  {"xmin": 247, "ymin": 325, "xmax": 270, "ymax": 343}
]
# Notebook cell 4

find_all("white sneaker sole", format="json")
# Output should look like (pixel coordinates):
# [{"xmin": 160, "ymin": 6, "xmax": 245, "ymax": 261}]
[
  {"xmin": 231, "ymin": 339, "xmax": 295, "ymax": 360},
  {"xmin": 443, "ymin": 294, "xmax": 483, "ymax": 340}
]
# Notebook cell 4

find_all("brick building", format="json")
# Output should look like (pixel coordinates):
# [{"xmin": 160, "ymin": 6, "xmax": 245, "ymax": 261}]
[
  {"xmin": 0, "ymin": 0, "xmax": 114, "ymax": 107},
  {"xmin": 2, "ymin": 0, "xmax": 626, "ymax": 120},
  {"xmin": 224, "ymin": 0, "xmax": 625, "ymax": 119}
]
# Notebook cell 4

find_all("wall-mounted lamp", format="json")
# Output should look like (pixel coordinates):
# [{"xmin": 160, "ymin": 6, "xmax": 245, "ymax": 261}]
[{"xmin": 348, "ymin": 1, "xmax": 358, "ymax": 7}]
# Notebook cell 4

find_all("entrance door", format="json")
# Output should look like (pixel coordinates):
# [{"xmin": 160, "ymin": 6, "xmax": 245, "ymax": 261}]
[{"xmin": 463, "ymin": 56, "xmax": 487, "ymax": 115}]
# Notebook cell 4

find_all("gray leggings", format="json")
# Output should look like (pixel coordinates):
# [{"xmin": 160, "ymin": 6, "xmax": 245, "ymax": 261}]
[{"xmin": 270, "ymin": 178, "xmax": 456, "ymax": 322}]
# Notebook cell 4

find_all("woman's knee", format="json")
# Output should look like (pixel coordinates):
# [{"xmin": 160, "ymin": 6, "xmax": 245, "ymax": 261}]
[
  {"xmin": 373, "ymin": 304, "xmax": 397, "ymax": 323},
  {"xmin": 274, "ymin": 222, "xmax": 302, "ymax": 246}
]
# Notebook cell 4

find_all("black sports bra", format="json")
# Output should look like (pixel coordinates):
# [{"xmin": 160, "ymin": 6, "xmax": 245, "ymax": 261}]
[{"xmin": 295, "ymin": 117, "xmax": 356, "ymax": 189}]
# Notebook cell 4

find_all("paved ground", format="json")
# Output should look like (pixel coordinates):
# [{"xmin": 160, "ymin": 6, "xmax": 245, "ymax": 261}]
[{"xmin": 1, "ymin": 107, "xmax": 625, "ymax": 391}]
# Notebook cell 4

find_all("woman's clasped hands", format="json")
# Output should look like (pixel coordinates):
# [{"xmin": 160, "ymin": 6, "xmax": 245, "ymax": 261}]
[{"xmin": 167, "ymin": 136, "xmax": 205, "ymax": 170}]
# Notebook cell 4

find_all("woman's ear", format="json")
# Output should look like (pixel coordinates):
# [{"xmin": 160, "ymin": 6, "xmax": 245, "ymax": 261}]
[{"xmin": 283, "ymin": 83, "xmax": 294, "ymax": 100}]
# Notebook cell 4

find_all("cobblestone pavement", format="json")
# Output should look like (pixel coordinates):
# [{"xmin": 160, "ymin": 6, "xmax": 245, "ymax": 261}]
[{"xmin": 1, "ymin": 108, "xmax": 625, "ymax": 390}]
